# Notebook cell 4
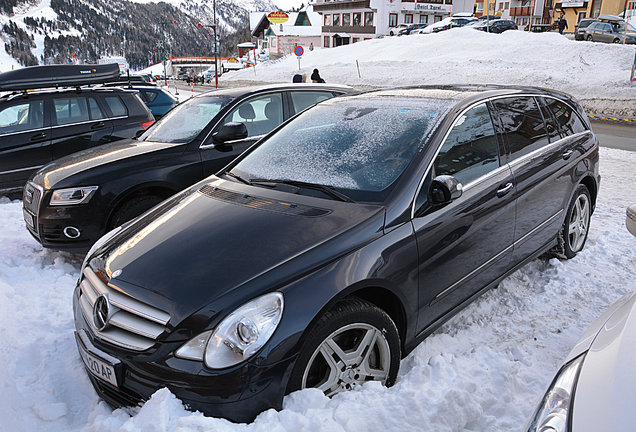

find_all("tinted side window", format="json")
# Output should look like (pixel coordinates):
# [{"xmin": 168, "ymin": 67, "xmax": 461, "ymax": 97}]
[
  {"xmin": 224, "ymin": 93, "xmax": 283, "ymax": 138},
  {"xmin": 433, "ymin": 103, "xmax": 500, "ymax": 185},
  {"xmin": 142, "ymin": 90, "xmax": 158, "ymax": 103},
  {"xmin": 88, "ymin": 97, "xmax": 105, "ymax": 120},
  {"xmin": 290, "ymin": 91, "xmax": 334, "ymax": 114},
  {"xmin": 104, "ymin": 96, "xmax": 128, "ymax": 117},
  {"xmin": 493, "ymin": 96, "xmax": 548, "ymax": 160},
  {"xmin": 542, "ymin": 97, "xmax": 587, "ymax": 136},
  {"xmin": 0, "ymin": 100, "xmax": 44, "ymax": 135},
  {"xmin": 54, "ymin": 97, "xmax": 89, "ymax": 125}
]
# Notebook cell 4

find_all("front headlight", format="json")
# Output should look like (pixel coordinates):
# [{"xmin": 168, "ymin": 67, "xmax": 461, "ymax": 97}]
[
  {"xmin": 176, "ymin": 292, "xmax": 284, "ymax": 369},
  {"xmin": 526, "ymin": 354, "xmax": 585, "ymax": 432},
  {"xmin": 50, "ymin": 186, "xmax": 98, "ymax": 206}
]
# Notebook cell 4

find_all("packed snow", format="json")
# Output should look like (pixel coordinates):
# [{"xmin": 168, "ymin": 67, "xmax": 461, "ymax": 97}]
[
  {"xmin": 0, "ymin": 146, "xmax": 635, "ymax": 432},
  {"xmin": 222, "ymin": 28, "xmax": 636, "ymax": 117}
]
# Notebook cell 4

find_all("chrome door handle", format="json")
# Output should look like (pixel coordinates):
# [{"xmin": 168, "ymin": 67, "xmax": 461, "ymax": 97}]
[
  {"xmin": 562, "ymin": 149, "xmax": 573, "ymax": 160},
  {"xmin": 496, "ymin": 182, "xmax": 514, "ymax": 197}
]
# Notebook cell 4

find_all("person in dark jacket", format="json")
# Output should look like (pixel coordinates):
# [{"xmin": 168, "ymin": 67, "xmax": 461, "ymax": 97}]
[
  {"xmin": 558, "ymin": 16, "xmax": 568, "ymax": 34},
  {"xmin": 310, "ymin": 68, "xmax": 325, "ymax": 83}
]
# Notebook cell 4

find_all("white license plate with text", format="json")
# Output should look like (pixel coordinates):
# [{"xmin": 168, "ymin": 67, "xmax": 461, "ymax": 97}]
[{"xmin": 78, "ymin": 343, "xmax": 118, "ymax": 387}]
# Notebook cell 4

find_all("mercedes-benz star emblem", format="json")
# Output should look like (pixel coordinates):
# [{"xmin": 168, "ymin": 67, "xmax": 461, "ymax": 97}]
[{"xmin": 93, "ymin": 295, "xmax": 111, "ymax": 331}]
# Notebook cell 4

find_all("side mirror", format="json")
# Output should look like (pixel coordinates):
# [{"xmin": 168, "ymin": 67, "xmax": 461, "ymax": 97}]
[
  {"xmin": 627, "ymin": 204, "xmax": 636, "ymax": 237},
  {"xmin": 212, "ymin": 122, "xmax": 248, "ymax": 144},
  {"xmin": 430, "ymin": 175, "xmax": 463, "ymax": 205}
]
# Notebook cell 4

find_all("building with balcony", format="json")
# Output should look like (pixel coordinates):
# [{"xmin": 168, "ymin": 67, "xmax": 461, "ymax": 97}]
[
  {"xmin": 474, "ymin": 0, "xmax": 553, "ymax": 27},
  {"xmin": 313, "ymin": 0, "xmax": 474, "ymax": 47}
]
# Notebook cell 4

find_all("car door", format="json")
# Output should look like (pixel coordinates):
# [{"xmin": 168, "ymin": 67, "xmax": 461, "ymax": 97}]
[
  {"xmin": 0, "ymin": 98, "xmax": 51, "ymax": 191},
  {"xmin": 413, "ymin": 102, "xmax": 516, "ymax": 331},
  {"xmin": 199, "ymin": 92, "xmax": 285, "ymax": 175},
  {"xmin": 50, "ymin": 94, "xmax": 113, "ymax": 160},
  {"xmin": 491, "ymin": 96, "xmax": 573, "ymax": 264}
]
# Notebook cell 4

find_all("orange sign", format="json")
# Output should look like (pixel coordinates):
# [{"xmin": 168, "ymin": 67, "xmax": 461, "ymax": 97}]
[
  {"xmin": 267, "ymin": 11, "xmax": 289, "ymax": 24},
  {"xmin": 228, "ymin": 57, "xmax": 238, "ymax": 63}
]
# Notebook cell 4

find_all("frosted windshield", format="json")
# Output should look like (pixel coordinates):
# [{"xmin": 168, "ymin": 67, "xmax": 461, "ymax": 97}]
[
  {"xmin": 141, "ymin": 96, "xmax": 231, "ymax": 143},
  {"xmin": 233, "ymin": 98, "xmax": 452, "ymax": 194}
]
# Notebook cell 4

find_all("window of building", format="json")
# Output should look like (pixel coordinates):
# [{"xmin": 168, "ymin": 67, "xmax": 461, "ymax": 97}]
[
  {"xmin": 343, "ymin": 13, "xmax": 351, "ymax": 26},
  {"xmin": 324, "ymin": 36, "xmax": 331, "ymax": 47},
  {"xmin": 333, "ymin": 13, "xmax": 341, "ymax": 26},
  {"xmin": 324, "ymin": 14, "xmax": 331, "ymax": 26},
  {"xmin": 590, "ymin": 0, "xmax": 602, "ymax": 17},
  {"xmin": 577, "ymin": 11, "xmax": 586, "ymax": 22},
  {"xmin": 353, "ymin": 37, "xmax": 360, "ymax": 43},
  {"xmin": 445, "ymin": 0, "xmax": 452, "ymax": 4},
  {"xmin": 419, "ymin": 15, "xmax": 428, "ymax": 23},
  {"xmin": 505, "ymin": 1, "xmax": 509, "ymax": 8},
  {"xmin": 389, "ymin": 13, "xmax": 398, "ymax": 27},
  {"xmin": 405, "ymin": 14, "xmax": 413, "ymax": 23},
  {"xmin": 434, "ymin": 15, "xmax": 442, "ymax": 22},
  {"xmin": 271, "ymin": 37, "xmax": 277, "ymax": 47},
  {"xmin": 364, "ymin": 37, "xmax": 372, "ymax": 40},
  {"xmin": 353, "ymin": 12, "xmax": 361, "ymax": 26},
  {"xmin": 365, "ymin": 12, "xmax": 374, "ymax": 26}
]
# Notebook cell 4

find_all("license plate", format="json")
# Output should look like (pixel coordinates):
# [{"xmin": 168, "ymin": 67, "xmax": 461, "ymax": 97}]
[
  {"xmin": 23, "ymin": 209, "xmax": 34, "ymax": 229},
  {"xmin": 77, "ymin": 339, "xmax": 118, "ymax": 387}
]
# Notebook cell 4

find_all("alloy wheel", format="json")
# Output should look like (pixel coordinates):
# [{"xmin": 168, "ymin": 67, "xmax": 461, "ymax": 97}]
[{"xmin": 567, "ymin": 193, "xmax": 590, "ymax": 253}]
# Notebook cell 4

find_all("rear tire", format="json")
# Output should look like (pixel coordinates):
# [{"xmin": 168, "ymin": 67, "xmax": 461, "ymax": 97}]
[
  {"xmin": 586, "ymin": 35, "xmax": 593, "ymax": 41},
  {"xmin": 551, "ymin": 185, "xmax": 591, "ymax": 259},
  {"xmin": 613, "ymin": 38, "xmax": 620, "ymax": 43},
  {"xmin": 108, "ymin": 194, "xmax": 165, "ymax": 230},
  {"xmin": 287, "ymin": 298, "xmax": 401, "ymax": 397}
]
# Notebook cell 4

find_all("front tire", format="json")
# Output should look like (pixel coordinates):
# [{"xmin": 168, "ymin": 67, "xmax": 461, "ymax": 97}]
[
  {"xmin": 552, "ymin": 185, "xmax": 592, "ymax": 259},
  {"xmin": 287, "ymin": 298, "xmax": 400, "ymax": 397},
  {"xmin": 586, "ymin": 34, "xmax": 593, "ymax": 41},
  {"xmin": 108, "ymin": 194, "xmax": 165, "ymax": 230}
]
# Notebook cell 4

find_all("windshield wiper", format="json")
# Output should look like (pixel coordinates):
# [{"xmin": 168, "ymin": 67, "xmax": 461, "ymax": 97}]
[
  {"xmin": 250, "ymin": 178, "xmax": 354, "ymax": 202},
  {"xmin": 224, "ymin": 171, "xmax": 252, "ymax": 185}
]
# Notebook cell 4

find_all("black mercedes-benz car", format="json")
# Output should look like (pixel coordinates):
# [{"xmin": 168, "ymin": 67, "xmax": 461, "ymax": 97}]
[
  {"xmin": 72, "ymin": 85, "xmax": 599, "ymax": 422},
  {"xmin": 0, "ymin": 64, "xmax": 154, "ymax": 196},
  {"xmin": 23, "ymin": 83, "xmax": 352, "ymax": 252}
]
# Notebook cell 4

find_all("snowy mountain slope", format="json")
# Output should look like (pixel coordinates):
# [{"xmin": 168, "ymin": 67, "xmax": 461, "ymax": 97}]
[
  {"xmin": 0, "ymin": 0, "xmax": 275, "ymax": 69},
  {"xmin": 0, "ymin": 147, "xmax": 635, "ymax": 432}
]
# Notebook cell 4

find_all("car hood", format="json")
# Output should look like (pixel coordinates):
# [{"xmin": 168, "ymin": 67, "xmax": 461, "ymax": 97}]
[
  {"xmin": 569, "ymin": 290, "xmax": 636, "ymax": 431},
  {"xmin": 91, "ymin": 177, "xmax": 385, "ymax": 325},
  {"xmin": 31, "ymin": 138, "xmax": 178, "ymax": 189}
]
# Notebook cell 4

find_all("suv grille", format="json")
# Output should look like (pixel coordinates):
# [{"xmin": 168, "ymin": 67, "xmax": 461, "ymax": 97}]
[
  {"xmin": 23, "ymin": 181, "xmax": 43, "ymax": 234},
  {"xmin": 78, "ymin": 267, "xmax": 170, "ymax": 351}
]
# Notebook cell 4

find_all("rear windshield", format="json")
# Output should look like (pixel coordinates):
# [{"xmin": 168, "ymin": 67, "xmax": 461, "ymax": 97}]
[
  {"xmin": 140, "ymin": 96, "xmax": 231, "ymax": 143},
  {"xmin": 232, "ymin": 97, "xmax": 453, "ymax": 201}
]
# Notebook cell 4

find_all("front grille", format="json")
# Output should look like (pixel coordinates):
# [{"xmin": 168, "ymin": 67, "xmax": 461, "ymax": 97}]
[
  {"xmin": 88, "ymin": 373, "xmax": 145, "ymax": 408},
  {"xmin": 78, "ymin": 266, "xmax": 170, "ymax": 351},
  {"xmin": 23, "ymin": 181, "xmax": 43, "ymax": 234},
  {"xmin": 42, "ymin": 224, "xmax": 62, "ymax": 241}
]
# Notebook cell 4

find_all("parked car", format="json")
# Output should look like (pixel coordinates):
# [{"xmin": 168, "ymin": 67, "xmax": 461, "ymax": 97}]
[
  {"xmin": 71, "ymin": 85, "xmax": 599, "ymax": 422},
  {"xmin": 23, "ymin": 83, "xmax": 353, "ymax": 252},
  {"xmin": 399, "ymin": 23, "xmax": 428, "ymax": 35},
  {"xmin": 422, "ymin": 16, "xmax": 478, "ymax": 34},
  {"xmin": 472, "ymin": 19, "xmax": 518, "ymax": 33},
  {"xmin": 574, "ymin": 18, "xmax": 597, "ymax": 40},
  {"xmin": 389, "ymin": 24, "xmax": 409, "ymax": 36},
  {"xmin": 584, "ymin": 15, "xmax": 636, "ymax": 43},
  {"xmin": 130, "ymin": 86, "xmax": 178, "ymax": 119},
  {"xmin": 526, "ymin": 208, "xmax": 636, "ymax": 432},
  {"xmin": 0, "ymin": 64, "xmax": 154, "ymax": 196}
]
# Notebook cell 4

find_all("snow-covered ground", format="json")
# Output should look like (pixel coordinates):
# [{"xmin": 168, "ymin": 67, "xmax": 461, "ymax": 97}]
[
  {"xmin": 1, "ymin": 147, "xmax": 635, "ymax": 432},
  {"xmin": 222, "ymin": 28, "xmax": 636, "ymax": 118}
]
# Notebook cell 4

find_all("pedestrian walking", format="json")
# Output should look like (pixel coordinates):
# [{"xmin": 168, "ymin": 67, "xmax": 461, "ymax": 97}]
[
  {"xmin": 310, "ymin": 68, "xmax": 325, "ymax": 83},
  {"xmin": 558, "ymin": 16, "xmax": 568, "ymax": 35}
]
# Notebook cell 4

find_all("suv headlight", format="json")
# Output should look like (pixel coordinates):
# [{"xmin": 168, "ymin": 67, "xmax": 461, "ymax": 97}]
[
  {"xmin": 526, "ymin": 354, "xmax": 585, "ymax": 432},
  {"xmin": 176, "ymin": 292, "xmax": 284, "ymax": 369},
  {"xmin": 50, "ymin": 186, "xmax": 98, "ymax": 206}
]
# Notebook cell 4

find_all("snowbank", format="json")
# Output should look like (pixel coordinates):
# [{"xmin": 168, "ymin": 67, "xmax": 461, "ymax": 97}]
[
  {"xmin": 0, "ymin": 148, "xmax": 635, "ymax": 431},
  {"xmin": 223, "ymin": 28, "xmax": 636, "ymax": 118}
]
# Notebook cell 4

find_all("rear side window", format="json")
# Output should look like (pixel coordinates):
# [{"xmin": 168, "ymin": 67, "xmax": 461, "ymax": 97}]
[
  {"xmin": 0, "ymin": 100, "xmax": 44, "ymax": 135},
  {"xmin": 290, "ymin": 91, "xmax": 334, "ymax": 114},
  {"xmin": 142, "ymin": 90, "xmax": 158, "ymax": 103},
  {"xmin": 88, "ymin": 97, "xmax": 105, "ymax": 120},
  {"xmin": 104, "ymin": 96, "xmax": 128, "ymax": 117},
  {"xmin": 54, "ymin": 97, "xmax": 89, "ymax": 125},
  {"xmin": 542, "ymin": 97, "xmax": 587, "ymax": 136},
  {"xmin": 493, "ymin": 96, "xmax": 549, "ymax": 160},
  {"xmin": 433, "ymin": 103, "xmax": 500, "ymax": 185}
]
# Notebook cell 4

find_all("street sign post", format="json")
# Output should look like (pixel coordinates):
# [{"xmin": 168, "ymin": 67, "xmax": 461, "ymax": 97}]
[
  {"xmin": 294, "ymin": 46, "xmax": 304, "ymax": 70},
  {"xmin": 631, "ymin": 50, "xmax": 636, "ymax": 84}
]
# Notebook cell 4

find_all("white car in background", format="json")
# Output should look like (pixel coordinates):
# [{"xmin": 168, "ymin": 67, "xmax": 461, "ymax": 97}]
[{"xmin": 526, "ymin": 204, "xmax": 636, "ymax": 432}]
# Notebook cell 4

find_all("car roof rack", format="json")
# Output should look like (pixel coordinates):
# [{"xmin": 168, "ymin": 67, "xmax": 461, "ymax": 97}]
[{"xmin": 0, "ymin": 63, "xmax": 120, "ymax": 92}]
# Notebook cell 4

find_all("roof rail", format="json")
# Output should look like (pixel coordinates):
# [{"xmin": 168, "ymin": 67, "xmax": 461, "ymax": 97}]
[{"xmin": 0, "ymin": 63, "xmax": 121, "ymax": 92}]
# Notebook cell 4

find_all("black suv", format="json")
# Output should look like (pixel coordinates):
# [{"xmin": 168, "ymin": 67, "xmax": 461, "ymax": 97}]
[
  {"xmin": 473, "ymin": 19, "xmax": 518, "ymax": 33},
  {"xmin": 0, "ymin": 64, "xmax": 154, "ymax": 195},
  {"xmin": 72, "ymin": 85, "xmax": 599, "ymax": 422},
  {"xmin": 24, "ymin": 83, "xmax": 352, "ymax": 252}
]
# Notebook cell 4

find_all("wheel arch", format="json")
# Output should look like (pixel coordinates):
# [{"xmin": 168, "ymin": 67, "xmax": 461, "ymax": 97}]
[
  {"xmin": 106, "ymin": 182, "xmax": 178, "ymax": 229},
  {"xmin": 579, "ymin": 174, "xmax": 598, "ymax": 212}
]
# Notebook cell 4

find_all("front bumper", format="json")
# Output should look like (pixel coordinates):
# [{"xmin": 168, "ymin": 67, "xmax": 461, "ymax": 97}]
[
  {"xmin": 23, "ymin": 186, "xmax": 107, "ymax": 253},
  {"xmin": 72, "ymin": 285, "xmax": 295, "ymax": 422}
]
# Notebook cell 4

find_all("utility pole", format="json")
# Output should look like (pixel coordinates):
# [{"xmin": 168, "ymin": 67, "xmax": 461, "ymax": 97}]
[
  {"xmin": 161, "ymin": 19, "xmax": 168, "ymax": 85},
  {"xmin": 198, "ymin": 20, "xmax": 219, "ymax": 89}
]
